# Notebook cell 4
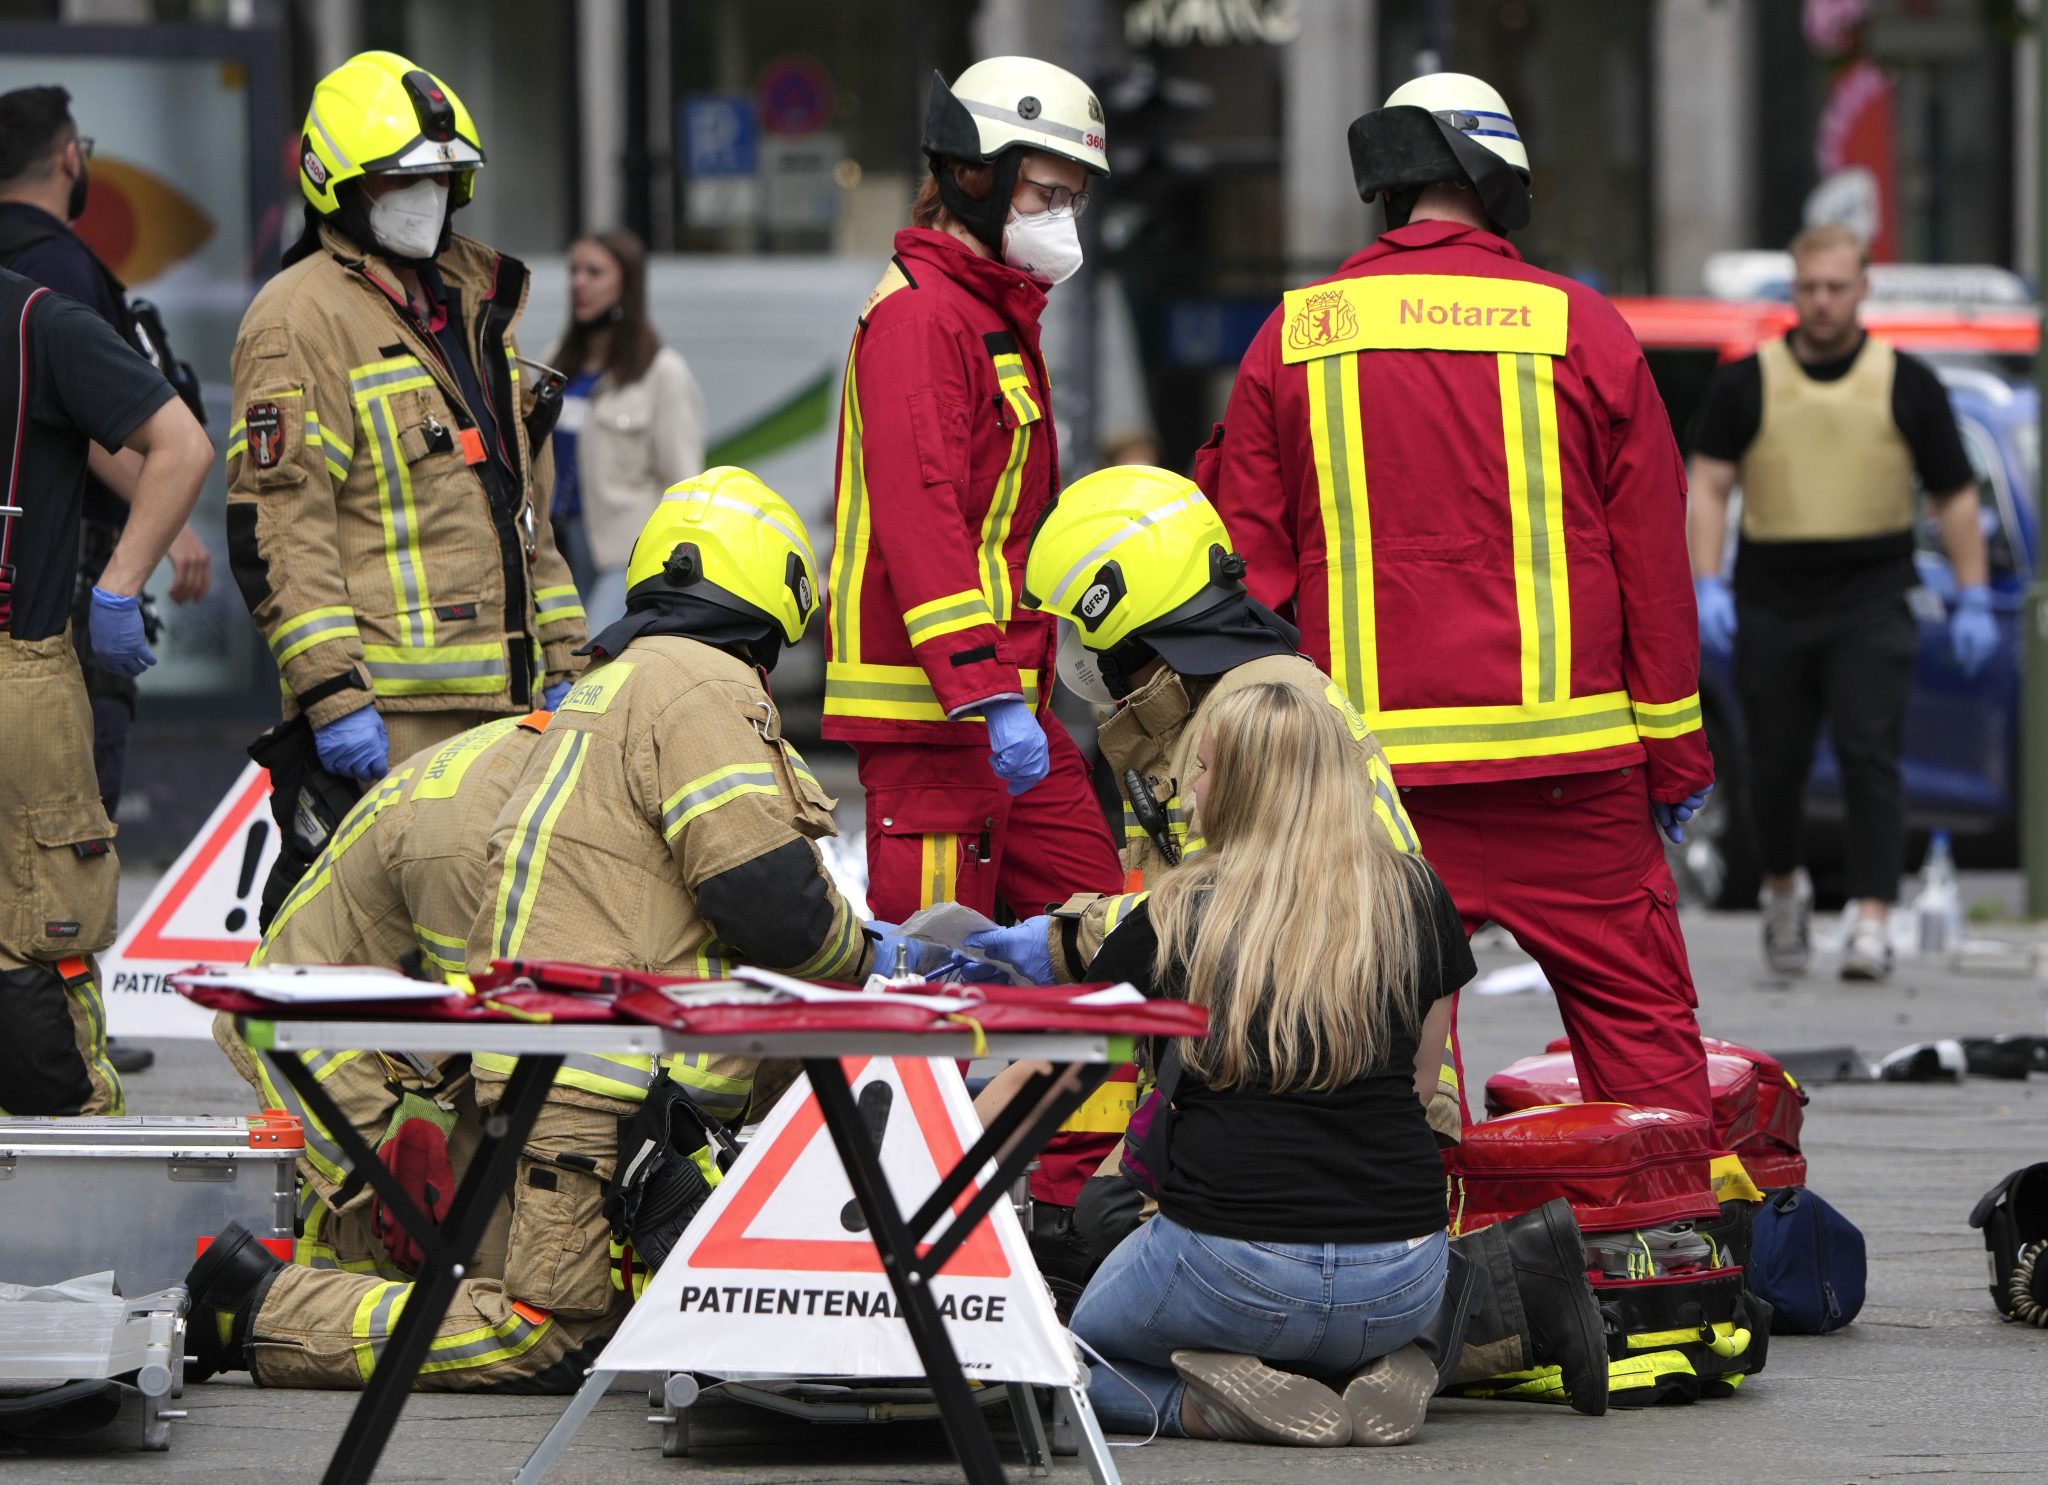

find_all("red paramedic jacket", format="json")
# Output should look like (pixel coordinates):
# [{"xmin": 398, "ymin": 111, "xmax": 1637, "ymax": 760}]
[
  {"xmin": 823, "ymin": 229, "xmax": 1061, "ymax": 747},
  {"xmin": 1206, "ymin": 220, "xmax": 1713, "ymax": 801}
]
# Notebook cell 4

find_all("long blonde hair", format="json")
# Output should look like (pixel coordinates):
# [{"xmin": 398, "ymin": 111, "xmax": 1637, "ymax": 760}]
[{"xmin": 1148, "ymin": 682, "xmax": 1430, "ymax": 1093}]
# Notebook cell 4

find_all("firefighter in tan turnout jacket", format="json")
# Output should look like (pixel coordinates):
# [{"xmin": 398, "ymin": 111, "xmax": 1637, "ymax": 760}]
[
  {"xmin": 183, "ymin": 469, "xmax": 875, "ymax": 1394},
  {"xmin": 211, "ymin": 711, "xmax": 552, "ymax": 1277},
  {"xmin": 225, "ymin": 51, "xmax": 585, "ymax": 786}
]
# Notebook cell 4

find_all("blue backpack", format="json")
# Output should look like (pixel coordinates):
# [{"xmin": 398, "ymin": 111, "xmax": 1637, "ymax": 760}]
[{"xmin": 1748, "ymin": 1187, "xmax": 1866, "ymax": 1334}]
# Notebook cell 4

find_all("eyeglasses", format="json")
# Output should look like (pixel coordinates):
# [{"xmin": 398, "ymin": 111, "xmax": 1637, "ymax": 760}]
[
  {"xmin": 1018, "ymin": 175, "xmax": 1090, "ymax": 219},
  {"xmin": 75, "ymin": 136, "xmax": 94, "ymax": 160}
]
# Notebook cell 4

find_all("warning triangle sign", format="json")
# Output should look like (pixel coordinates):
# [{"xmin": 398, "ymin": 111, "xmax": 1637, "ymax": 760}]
[
  {"xmin": 102, "ymin": 762, "xmax": 279, "ymax": 1038},
  {"xmin": 598, "ymin": 1057, "xmax": 1080, "ymax": 1386}
]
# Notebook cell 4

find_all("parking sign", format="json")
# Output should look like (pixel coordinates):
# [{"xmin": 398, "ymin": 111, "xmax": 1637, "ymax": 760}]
[{"xmin": 684, "ymin": 92, "xmax": 758, "ymax": 178}]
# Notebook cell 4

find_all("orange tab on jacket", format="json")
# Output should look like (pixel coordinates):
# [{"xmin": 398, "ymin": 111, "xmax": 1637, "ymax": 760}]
[{"xmin": 458, "ymin": 427, "xmax": 487, "ymax": 465}]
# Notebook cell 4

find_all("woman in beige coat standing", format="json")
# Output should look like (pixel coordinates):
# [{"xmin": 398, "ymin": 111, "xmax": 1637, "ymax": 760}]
[{"xmin": 548, "ymin": 228, "xmax": 706, "ymax": 630}]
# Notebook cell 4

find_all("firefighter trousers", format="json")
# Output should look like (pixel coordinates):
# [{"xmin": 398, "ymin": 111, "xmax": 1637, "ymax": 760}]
[
  {"xmin": 1402, "ymin": 767, "xmax": 1712, "ymax": 1125},
  {"xmin": 246, "ymin": 1095, "xmax": 622, "ymax": 1392},
  {"xmin": 0, "ymin": 630, "xmax": 122, "ymax": 1116},
  {"xmin": 855, "ymin": 716, "xmax": 1123, "ymax": 924}
]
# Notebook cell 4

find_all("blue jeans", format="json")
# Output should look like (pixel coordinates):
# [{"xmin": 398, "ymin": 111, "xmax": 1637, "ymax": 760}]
[{"xmin": 1069, "ymin": 1215, "xmax": 1448, "ymax": 1436}]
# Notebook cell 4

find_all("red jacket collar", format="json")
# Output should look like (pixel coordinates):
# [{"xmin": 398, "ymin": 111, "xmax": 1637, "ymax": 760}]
[
  {"xmin": 892, "ymin": 227, "xmax": 1048, "ymax": 329},
  {"xmin": 1343, "ymin": 219, "xmax": 1524, "ymax": 272}
]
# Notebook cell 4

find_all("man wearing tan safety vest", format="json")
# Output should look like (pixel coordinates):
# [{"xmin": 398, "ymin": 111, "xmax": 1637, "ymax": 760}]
[
  {"xmin": 1686, "ymin": 222, "xmax": 1991, "ymax": 982},
  {"xmin": 1209, "ymin": 73, "xmax": 1714, "ymax": 1126},
  {"xmin": 210, "ymin": 711, "xmax": 552, "ymax": 1278},
  {"xmin": 183, "ymin": 470, "xmax": 871, "ymax": 1394},
  {"xmin": 226, "ymin": 52, "xmax": 585, "ymax": 790}
]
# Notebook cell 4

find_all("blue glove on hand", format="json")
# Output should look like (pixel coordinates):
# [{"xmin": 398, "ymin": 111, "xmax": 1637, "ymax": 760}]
[
  {"xmin": 1950, "ymin": 585, "xmax": 1997, "ymax": 676},
  {"xmin": 1694, "ymin": 575, "xmax": 1737, "ymax": 660},
  {"xmin": 864, "ymin": 920, "xmax": 915, "ymax": 978},
  {"xmin": 314, "ymin": 706, "xmax": 390, "ymax": 781},
  {"xmin": 87, "ymin": 587, "xmax": 156, "ymax": 678},
  {"xmin": 1653, "ymin": 785, "xmax": 1712, "ymax": 846},
  {"xmin": 962, "ymin": 915, "xmax": 1055, "ymax": 985},
  {"xmin": 541, "ymin": 678, "xmax": 573, "ymax": 710},
  {"xmin": 983, "ymin": 698, "xmax": 1050, "ymax": 795}
]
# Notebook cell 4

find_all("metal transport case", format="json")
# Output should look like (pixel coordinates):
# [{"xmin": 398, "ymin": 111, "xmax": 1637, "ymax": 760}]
[{"xmin": 0, "ymin": 1114, "xmax": 299, "ymax": 1294}]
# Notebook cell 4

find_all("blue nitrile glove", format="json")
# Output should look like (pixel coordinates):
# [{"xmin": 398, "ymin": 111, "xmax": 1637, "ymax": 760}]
[
  {"xmin": 983, "ymin": 698, "xmax": 1050, "ymax": 796},
  {"xmin": 963, "ymin": 915, "xmax": 1055, "ymax": 985},
  {"xmin": 314, "ymin": 706, "xmax": 390, "ymax": 781},
  {"xmin": 864, "ymin": 920, "xmax": 915, "ymax": 978},
  {"xmin": 1653, "ymin": 785, "xmax": 1712, "ymax": 846},
  {"xmin": 541, "ymin": 678, "xmax": 573, "ymax": 710},
  {"xmin": 1694, "ymin": 575, "xmax": 1737, "ymax": 660},
  {"xmin": 1950, "ymin": 585, "xmax": 1997, "ymax": 676},
  {"xmin": 87, "ymin": 587, "xmax": 156, "ymax": 678}
]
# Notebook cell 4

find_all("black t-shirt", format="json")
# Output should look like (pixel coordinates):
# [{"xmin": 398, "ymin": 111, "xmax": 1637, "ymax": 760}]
[
  {"xmin": 1687, "ymin": 333, "xmax": 1975, "ymax": 613},
  {"xmin": 1085, "ymin": 861, "xmax": 1476, "ymax": 1244},
  {"xmin": 2, "ymin": 269, "xmax": 175, "ymax": 642},
  {"xmin": 0, "ymin": 203, "xmax": 135, "ymax": 532}
]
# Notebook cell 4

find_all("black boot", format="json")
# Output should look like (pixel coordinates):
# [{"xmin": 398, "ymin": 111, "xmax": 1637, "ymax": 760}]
[
  {"xmin": 183, "ymin": 1222, "xmax": 284, "ymax": 1382},
  {"xmin": 1413, "ymin": 1246, "xmax": 1479, "ymax": 1394},
  {"xmin": 1451, "ymin": 1199, "xmax": 1609, "ymax": 1416},
  {"xmin": 1501, "ymin": 1199, "xmax": 1609, "ymax": 1415}
]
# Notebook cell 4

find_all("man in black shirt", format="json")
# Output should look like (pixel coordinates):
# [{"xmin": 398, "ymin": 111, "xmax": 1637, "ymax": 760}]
[
  {"xmin": 1685, "ymin": 222, "xmax": 1991, "ymax": 981},
  {"xmin": 0, "ymin": 84, "xmax": 214, "ymax": 820},
  {"xmin": 0, "ymin": 266, "xmax": 210, "ymax": 1115}
]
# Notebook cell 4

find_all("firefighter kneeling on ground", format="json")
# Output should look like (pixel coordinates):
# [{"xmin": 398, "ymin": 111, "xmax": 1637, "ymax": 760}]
[
  {"xmin": 209, "ymin": 709, "xmax": 555, "ymax": 1279},
  {"xmin": 186, "ymin": 469, "xmax": 887, "ymax": 1392},
  {"xmin": 959, "ymin": 467, "xmax": 1612, "ymax": 1414}
]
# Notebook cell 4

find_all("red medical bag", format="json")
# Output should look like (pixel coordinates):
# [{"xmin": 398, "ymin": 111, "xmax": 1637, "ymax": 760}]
[
  {"xmin": 1490, "ymin": 1049, "xmax": 1760, "ymax": 1149},
  {"xmin": 1450, "ymin": 1103, "xmax": 1722, "ymax": 1236}
]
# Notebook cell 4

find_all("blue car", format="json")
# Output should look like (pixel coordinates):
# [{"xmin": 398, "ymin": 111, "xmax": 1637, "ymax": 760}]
[{"xmin": 1671, "ymin": 365, "xmax": 2036, "ymax": 908}]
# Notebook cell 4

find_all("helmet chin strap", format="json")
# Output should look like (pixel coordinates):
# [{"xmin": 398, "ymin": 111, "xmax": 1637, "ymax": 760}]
[{"xmin": 933, "ymin": 151, "xmax": 1025, "ymax": 253}]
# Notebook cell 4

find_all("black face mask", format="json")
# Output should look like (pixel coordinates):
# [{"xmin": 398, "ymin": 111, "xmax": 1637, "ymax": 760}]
[{"xmin": 66, "ymin": 160, "xmax": 89, "ymax": 224}]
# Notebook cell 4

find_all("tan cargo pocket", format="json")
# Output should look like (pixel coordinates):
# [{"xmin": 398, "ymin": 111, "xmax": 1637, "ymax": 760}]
[
  {"xmin": 776, "ymin": 740, "xmax": 838, "ymax": 840},
  {"xmin": 505, "ymin": 1156, "xmax": 613, "ymax": 1319},
  {"xmin": 20, "ymin": 802, "xmax": 118, "ymax": 957}
]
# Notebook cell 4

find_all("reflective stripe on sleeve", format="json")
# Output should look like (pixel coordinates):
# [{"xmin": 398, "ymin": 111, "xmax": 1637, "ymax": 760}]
[
  {"xmin": 823, "ymin": 662, "xmax": 1040, "ymax": 724},
  {"xmin": 270, "ymin": 606, "xmax": 360, "ymax": 667},
  {"xmin": 791, "ymin": 895, "xmax": 865, "ymax": 982},
  {"xmin": 1632, "ymin": 692, "xmax": 1704, "ymax": 739},
  {"xmin": 660, "ymin": 762, "xmax": 783, "ymax": 841},
  {"xmin": 534, "ymin": 584, "xmax": 585, "ymax": 628},
  {"xmin": 903, "ymin": 590, "xmax": 995, "ymax": 648},
  {"xmin": 978, "ymin": 424, "xmax": 1031, "ymax": 622}
]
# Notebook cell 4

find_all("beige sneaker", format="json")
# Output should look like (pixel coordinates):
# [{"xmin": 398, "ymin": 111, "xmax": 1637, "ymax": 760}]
[
  {"xmin": 1840, "ymin": 916, "xmax": 1893, "ymax": 981},
  {"xmin": 1761, "ymin": 882, "xmax": 1811, "ymax": 975},
  {"xmin": 1342, "ymin": 1343, "xmax": 1435, "ymax": 1445},
  {"xmin": 1171, "ymin": 1350, "xmax": 1351, "ymax": 1446}
]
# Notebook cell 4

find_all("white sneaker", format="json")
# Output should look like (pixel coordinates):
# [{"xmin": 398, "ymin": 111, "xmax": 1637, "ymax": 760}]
[
  {"xmin": 1761, "ymin": 883, "xmax": 1811, "ymax": 975},
  {"xmin": 1840, "ymin": 916, "xmax": 1894, "ymax": 981}
]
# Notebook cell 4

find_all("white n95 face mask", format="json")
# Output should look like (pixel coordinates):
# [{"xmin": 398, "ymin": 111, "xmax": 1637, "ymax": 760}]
[
  {"xmin": 368, "ymin": 177, "xmax": 449, "ymax": 261},
  {"xmin": 1056, "ymin": 621, "xmax": 1116, "ymax": 705},
  {"xmin": 1002, "ymin": 208, "xmax": 1083, "ymax": 287}
]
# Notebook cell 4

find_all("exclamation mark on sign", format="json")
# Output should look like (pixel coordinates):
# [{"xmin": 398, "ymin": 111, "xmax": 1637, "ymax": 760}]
[
  {"xmin": 839, "ymin": 1079, "xmax": 894, "ymax": 1233},
  {"xmin": 224, "ymin": 818, "xmax": 270, "ymax": 933}
]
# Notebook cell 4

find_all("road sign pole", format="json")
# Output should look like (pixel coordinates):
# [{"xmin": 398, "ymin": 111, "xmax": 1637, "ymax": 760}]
[{"xmin": 2027, "ymin": 16, "xmax": 2048, "ymax": 918}]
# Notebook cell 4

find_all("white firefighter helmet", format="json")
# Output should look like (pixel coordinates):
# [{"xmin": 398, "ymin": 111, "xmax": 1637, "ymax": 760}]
[
  {"xmin": 923, "ymin": 56, "xmax": 1110, "ymax": 178},
  {"xmin": 1351, "ymin": 71, "xmax": 1531, "ymax": 231}
]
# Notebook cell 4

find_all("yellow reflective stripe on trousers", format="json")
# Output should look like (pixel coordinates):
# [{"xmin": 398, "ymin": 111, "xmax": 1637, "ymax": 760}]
[
  {"xmin": 661, "ymin": 762, "xmax": 782, "ymax": 840},
  {"xmin": 904, "ymin": 589, "xmax": 995, "ymax": 647},
  {"xmin": 1369, "ymin": 690, "xmax": 1640, "ymax": 766},
  {"xmin": 351, "ymin": 358, "xmax": 439, "ymax": 647},
  {"xmin": 362, "ymin": 643, "xmax": 507, "ymax": 697},
  {"xmin": 824, "ymin": 662, "xmax": 1040, "ymax": 723},
  {"xmin": 1306, "ymin": 353, "xmax": 1379, "ymax": 714},
  {"xmin": 415, "ymin": 1308, "xmax": 553, "ymax": 1375},
  {"xmin": 534, "ymin": 584, "xmax": 585, "ymax": 628},
  {"xmin": 828, "ymin": 340, "xmax": 870, "ymax": 662},
  {"xmin": 792, "ymin": 896, "xmax": 866, "ymax": 981},
  {"xmin": 1498, "ymin": 352, "xmax": 1571, "ymax": 706},
  {"xmin": 1633, "ymin": 692, "xmax": 1704, "ymax": 739},
  {"xmin": 261, "ymin": 773, "xmax": 411, "ymax": 951},
  {"xmin": 978, "ymin": 422, "xmax": 1031, "ymax": 622},
  {"xmin": 491, "ymin": 732, "xmax": 590, "ymax": 960},
  {"xmin": 919, "ymin": 833, "xmax": 959, "ymax": 909},
  {"xmin": 270, "ymin": 606, "xmax": 359, "ymax": 667}
]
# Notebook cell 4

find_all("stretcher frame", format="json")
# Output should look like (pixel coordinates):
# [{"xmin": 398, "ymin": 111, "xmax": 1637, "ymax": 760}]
[{"xmin": 237, "ymin": 1015, "xmax": 1131, "ymax": 1485}]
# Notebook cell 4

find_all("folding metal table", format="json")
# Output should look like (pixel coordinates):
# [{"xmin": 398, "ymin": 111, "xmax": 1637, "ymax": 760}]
[{"xmin": 234, "ymin": 1008, "xmax": 1152, "ymax": 1485}]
